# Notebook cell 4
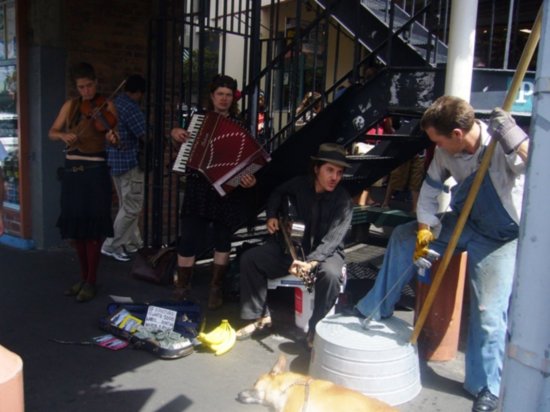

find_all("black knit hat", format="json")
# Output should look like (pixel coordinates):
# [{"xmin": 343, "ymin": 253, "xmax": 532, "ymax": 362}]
[
  {"xmin": 210, "ymin": 74, "xmax": 238, "ymax": 92},
  {"xmin": 311, "ymin": 143, "xmax": 350, "ymax": 168}
]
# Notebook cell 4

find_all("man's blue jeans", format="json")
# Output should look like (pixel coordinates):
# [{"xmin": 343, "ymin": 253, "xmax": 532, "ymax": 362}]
[{"xmin": 355, "ymin": 213, "xmax": 517, "ymax": 397}]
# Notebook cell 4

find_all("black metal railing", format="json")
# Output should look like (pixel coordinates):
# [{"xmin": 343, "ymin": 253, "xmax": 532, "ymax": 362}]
[
  {"xmin": 143, "ymin": 0, "xmax": 347, "ymax": 246},
  {"xmin": 142, "ymin": 0, "xmax": 539, "ymax": 247}
]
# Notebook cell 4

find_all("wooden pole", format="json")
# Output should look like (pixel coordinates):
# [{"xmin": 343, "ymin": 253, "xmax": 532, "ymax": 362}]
[{"xmin": 410, "ymin": 6, "xmax": 543, "ymax": 345}]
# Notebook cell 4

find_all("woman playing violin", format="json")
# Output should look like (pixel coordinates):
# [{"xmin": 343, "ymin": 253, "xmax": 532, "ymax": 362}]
[{"xmin": 48, "ymin": 62, "xmax": 119, "ymax": 302}]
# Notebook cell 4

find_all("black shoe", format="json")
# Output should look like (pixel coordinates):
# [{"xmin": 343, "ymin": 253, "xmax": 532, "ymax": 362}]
[
  {"xmin": 338, "ymin": 306, "xmax": 365, "ymax": 318},
  {"xmin": 472, "ymin": 387, "xmax": 498, "ymax": 412},
  {"xmin": 235, "ymin": 319, "xmax": 273, "ymax": 341}
]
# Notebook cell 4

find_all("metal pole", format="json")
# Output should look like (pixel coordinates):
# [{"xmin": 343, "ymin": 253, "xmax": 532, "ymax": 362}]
[
  {"xmin": 503, "ymin": 0, "xmax": 515, "ymax": 69},
  {"xmin": 248, "ymin": 0, "xmax": 261, "ymax": 136},
  {"xmin": 501, "ymin": 3, "xmax": 549, "ymax": 410},
  {"xmin": 152, "ymin": 3, "xmax": 168, "ymax": 248},
  {"xmin": 411, "ymin": 6, "xmax": 543, "ymax": 345}
]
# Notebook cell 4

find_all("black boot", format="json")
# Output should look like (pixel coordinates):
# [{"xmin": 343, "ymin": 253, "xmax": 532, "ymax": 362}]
[
  {"xmin": 472, "ymin": 387, "xmax": 498, "ymax": 412},
  {"xmin": 208, "ymin": 264, "xmax": 228, "ymax": 310},
  {"xmin": 173, "ymin": 266, "xmax": 193, "ymax": 301}
]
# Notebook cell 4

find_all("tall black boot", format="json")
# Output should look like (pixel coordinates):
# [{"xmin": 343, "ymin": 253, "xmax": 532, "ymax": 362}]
[
  {"xmin": 208, "ymin": 264, "xmax": 228, "ymax": 310},
  {"xmin": 174, "ymin": 266, "xmax": 193, "ymax": 301}
]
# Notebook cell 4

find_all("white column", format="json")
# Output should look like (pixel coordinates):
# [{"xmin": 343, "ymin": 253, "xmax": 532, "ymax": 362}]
[
  {"xmin": 501, "ymin": 1, "xmax": 550, "ymax": 410},
  {"xmin": 444, "ymin": 0, "xmax": 479, "ymax": 100},
  {"xmin": 438, "ymin": 0, "xmax": 479, "ymax": 212}
]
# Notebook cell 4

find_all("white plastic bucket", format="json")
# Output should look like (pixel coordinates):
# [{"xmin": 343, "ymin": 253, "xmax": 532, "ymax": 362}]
[{"xmin": 294, "ymin": 287, "xmax": 315, "ymax": 332}]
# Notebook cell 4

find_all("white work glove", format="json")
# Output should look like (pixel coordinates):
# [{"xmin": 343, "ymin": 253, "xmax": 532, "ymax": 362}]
[{"xmin": 488, "ymin": 108, "xmax": 528, "ymax": 154}]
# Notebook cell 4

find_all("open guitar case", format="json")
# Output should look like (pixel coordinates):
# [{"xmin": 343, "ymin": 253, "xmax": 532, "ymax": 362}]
[{"xmin": 98, "ymin": 300, "xmax": 203, "ymax": 360}]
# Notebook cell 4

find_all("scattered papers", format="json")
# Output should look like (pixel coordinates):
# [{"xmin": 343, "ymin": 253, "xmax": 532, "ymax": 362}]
[
  {"xmin": 92, "ymin": 334, "xmax": 129, "ymax": 350},
  {"xmin": 109, "ymin": 308, "xmax": 143, "ymax": 333},
  {"xmin": 109, "ymin": 295, "xmax": 134, "ymax": 303}
]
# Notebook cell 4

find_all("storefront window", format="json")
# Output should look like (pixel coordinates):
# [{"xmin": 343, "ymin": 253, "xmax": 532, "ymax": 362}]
[{"xmin": 0, "ymin": 1, "xmax": 17, "ymax": 209}]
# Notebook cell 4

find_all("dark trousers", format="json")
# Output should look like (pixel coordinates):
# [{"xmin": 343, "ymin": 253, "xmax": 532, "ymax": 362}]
[
  {"xmin": 177, "ymin": 215, "xmax": 232, "ymax": 256},
  {"xmin": 239, "ymin": 239, "xmax": 344, "ymax": 332}
]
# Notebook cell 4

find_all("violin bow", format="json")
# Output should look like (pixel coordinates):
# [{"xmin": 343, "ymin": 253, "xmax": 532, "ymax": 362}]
[
  {"xmin": 92, "ymin": 78, "xmax": 128, "ymax": 148},
  {"xmin": 89, "ymin": 78, "xmax": 127, "ymax": 119}
]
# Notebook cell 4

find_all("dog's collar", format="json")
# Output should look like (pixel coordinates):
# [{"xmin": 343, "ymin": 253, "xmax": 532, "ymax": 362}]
[{"xmin": 281, "ymin": 378, "xmax": 313, "ymax": 412}]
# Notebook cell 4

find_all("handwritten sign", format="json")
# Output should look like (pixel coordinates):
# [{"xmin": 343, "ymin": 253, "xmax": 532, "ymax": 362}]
[{"xmin": 144, "ymin": 306, "xmax": 177, "ymax": 331}]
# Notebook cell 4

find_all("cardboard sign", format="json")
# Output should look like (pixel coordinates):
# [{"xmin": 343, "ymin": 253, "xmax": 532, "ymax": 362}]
[{"xmin": 144, "ymin": 305, "xmax": 177, "ymax": 331}]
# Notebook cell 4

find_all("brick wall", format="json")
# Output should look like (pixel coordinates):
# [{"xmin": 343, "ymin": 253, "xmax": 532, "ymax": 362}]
[
  {"xmin": 64, "ymin": 0, "xmax": 154, "ymax": 96},
  {"xmin": 3, "ymin": 1, "xmax": 155, "ymax": 241}
]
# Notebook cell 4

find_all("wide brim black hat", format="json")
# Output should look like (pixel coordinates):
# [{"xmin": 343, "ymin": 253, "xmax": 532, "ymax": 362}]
[{"xmin": 311, "ymin": 143, "xmax": 350, "ymax": 168}]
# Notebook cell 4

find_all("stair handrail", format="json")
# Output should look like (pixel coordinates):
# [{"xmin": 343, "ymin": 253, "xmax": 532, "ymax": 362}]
[{"xmin": 244, "ymin": 1, "xmax": 444, "ymax": 152}]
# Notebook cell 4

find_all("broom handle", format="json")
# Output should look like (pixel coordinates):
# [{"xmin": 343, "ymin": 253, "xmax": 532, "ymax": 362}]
[{"xmin": 410, "ymin": 6, "xmax": 543, "ymax": 345}]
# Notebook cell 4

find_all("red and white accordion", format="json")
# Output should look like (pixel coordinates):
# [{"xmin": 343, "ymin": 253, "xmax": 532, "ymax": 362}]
[{"xmin": 172, "ymin": 112, "xmax": 271, "ymax": 196}]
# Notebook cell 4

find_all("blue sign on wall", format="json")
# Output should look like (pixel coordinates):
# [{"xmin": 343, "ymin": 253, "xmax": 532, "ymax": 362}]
[
  {"xmin": 471, "ymin": 70, "xmax": 535, "ymax": 116},
  {"xmin": 510, "ymin": 78, "xmax": 534, "ymax": 113}
]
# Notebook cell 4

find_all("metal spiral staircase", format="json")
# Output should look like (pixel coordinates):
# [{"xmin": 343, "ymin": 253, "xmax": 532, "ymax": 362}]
[{"xmin": 144, "ymin": 0, "xmax": 451, "ymax": 248}]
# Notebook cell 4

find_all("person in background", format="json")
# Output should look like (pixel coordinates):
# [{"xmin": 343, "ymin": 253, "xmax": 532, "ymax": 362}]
[
  {"xmin": 170, "ymin": 74, "xmax": 257, "ymax": 310},
  {"xmin": 381, "ymin": 150, "xmax": 426, "ymax": 213},
  {"xmin": 48, "ymin": 62, "xmax": 118, "ymax": 302},
  {"xmin": 236, "ymin": 143, "xmax": 353, "ymax": 349},
  {"xmin": 295, "ymin": 91, "xmax": 323, "ymax": 129},
  {"xmin": 257, "ymin": 90, "xmax": 270, "ymax": 145},
  {"xmin": 101, "ymin": 74, "xmax": 147, "ymax": 262},
  {"xmin": 354, "ymin": 116, "xmax": 396, "ymax": 207},
  {"xmin": 352, "ymin": 96, "xmax": 528, "ymax": 412}
]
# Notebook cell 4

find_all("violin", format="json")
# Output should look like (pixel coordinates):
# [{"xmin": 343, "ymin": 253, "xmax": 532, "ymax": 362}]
[
  {"xmin": 79, "ymin": 79, "xmax": 126, "ymax": 147},
  {"xmin": 80, "ymin": 95, "xmax": 117, "ymax": 132}
]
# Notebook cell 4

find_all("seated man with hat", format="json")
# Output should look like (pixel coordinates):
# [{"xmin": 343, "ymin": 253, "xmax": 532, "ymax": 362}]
[{"xmin": 236, "ymin": 143, "xmax": 353, "ymax": 347}]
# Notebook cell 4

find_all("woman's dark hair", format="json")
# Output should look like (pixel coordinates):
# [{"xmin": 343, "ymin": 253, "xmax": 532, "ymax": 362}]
[
  {"xmin": 209, "ymin": 74, "xmax": 237, "ymax": 93},
  {"xmin": 206, "ymin": 74, "xmax": 239, "ymax": 116},
  {"xmin": 70, "ymin": 62, "xmax": 96, "ymax": 83},
  {"xmin": 308, "ymin": 159, "xmax": 326, "ymax": 178}
]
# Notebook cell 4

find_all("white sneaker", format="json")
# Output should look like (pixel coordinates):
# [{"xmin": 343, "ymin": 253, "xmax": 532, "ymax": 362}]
[
  {"xmin": 125, "ymin": 245, "xmax": 140, "ymax": 254},
  {"xmin": 112, "ymin": 251, "xmax": 131, "ymax": 262},
  {"xmin": 100, "ymin": 247, "xmax": 114, "ymax": 257},
  {"xmin": 101, "ymin": 247, "xmax": 131, "ymax": 262}
]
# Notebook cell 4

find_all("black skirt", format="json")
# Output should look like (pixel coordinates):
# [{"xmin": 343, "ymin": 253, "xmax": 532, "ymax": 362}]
[
  {"xmin": 180, "ymin": 171, "xmax": 255, "ymax": 229},
  {"xmin": 56, "ymin": 159, "xmax": 114, "ymax": 240}
]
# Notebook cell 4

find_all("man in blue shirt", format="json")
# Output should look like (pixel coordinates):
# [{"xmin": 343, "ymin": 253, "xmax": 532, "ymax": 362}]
[{"xmin": 101, "ymin": 75, "xmax": 147, "ymax": 261}]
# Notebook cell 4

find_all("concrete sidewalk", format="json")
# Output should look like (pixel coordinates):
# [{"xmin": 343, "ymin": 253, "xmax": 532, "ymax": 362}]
[{"xmin": 0, "ymin": 244, "xmax": 473, "ymax": 412}]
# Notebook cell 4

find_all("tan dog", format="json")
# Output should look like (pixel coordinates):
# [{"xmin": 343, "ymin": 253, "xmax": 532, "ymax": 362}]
[{"xmin": 237, "ymin": 354, "xmax": 398, "ymax": 412}]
